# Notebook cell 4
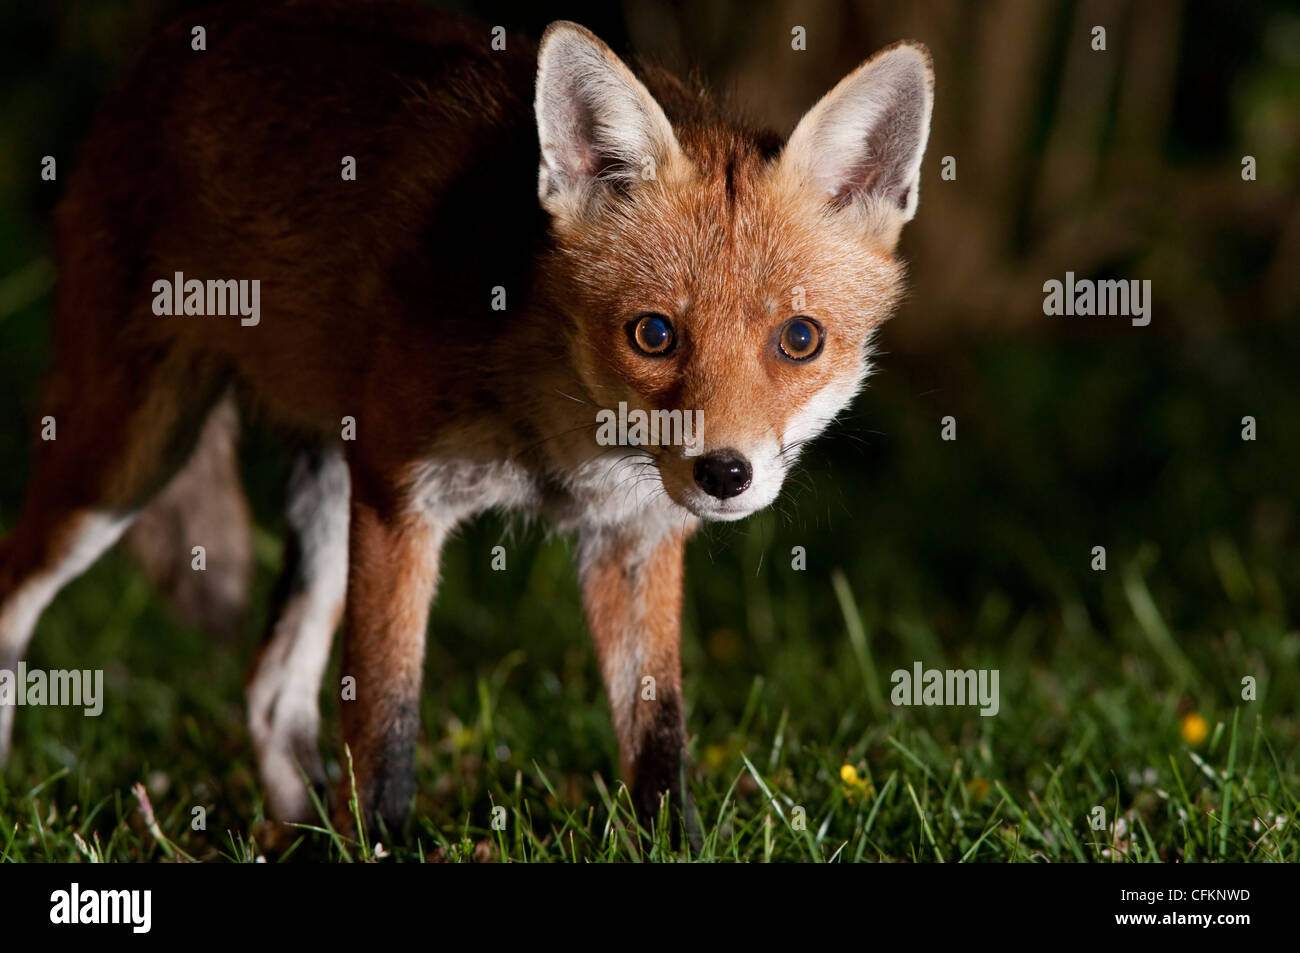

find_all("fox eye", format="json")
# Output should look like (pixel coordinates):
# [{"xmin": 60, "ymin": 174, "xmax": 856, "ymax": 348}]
[
  {"xmin": 779, "ymin": 317, "xmax": 822, "ymax": 361},
  {"xmin": 630, "ymin": 312, "xmax": 675, "ymax": 356}
]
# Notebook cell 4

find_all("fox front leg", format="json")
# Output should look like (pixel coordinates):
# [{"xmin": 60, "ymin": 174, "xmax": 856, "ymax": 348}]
[
  {"xmin": 577, "ymin": 522, "xmax": 701, "ymax": 849},
  {"xmin": 335, "ymin": 484, "xmax": 445, "ymax": 839}
]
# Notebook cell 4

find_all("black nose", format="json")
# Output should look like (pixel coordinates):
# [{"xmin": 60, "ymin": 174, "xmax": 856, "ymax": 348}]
[{"xmin": 694, "ymin": 451, "xmax": 752, "ymax": 500}]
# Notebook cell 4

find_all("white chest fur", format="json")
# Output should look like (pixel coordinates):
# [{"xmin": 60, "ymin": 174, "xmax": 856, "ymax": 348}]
[{"xmin": 406, "ymin": 445, "xmax": 686, "ymax": 536}]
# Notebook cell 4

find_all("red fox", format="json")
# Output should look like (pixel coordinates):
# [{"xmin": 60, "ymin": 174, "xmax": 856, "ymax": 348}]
[{"xmin": 0, "ymin": 1, "xmax": 933, "ymax": 842}]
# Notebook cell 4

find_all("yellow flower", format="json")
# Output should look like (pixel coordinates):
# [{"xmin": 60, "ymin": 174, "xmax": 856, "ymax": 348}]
[
  {"xmin": 839, "ymin": 764, "xmax": 873, "ymax": 801},
  {"xmin": 1181, "ymin": 713, "xmax": 1209, "ymax": 746}
]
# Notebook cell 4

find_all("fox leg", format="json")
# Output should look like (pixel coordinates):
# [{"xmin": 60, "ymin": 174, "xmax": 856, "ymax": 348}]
[
  {"xmin": 0, "ymin": 510, "xmax": 134, "ymax": 763},
  {"xmin": 0, "ymin": 357, "xmax": 221, "ymax": 764},
  {"xmin": 577, "ymin": 522, "xmax": 700, "ymax": 846},
  {"xmin": 333, "ymin": 475, "xmax": 445, "ymax": 838},
  {"xmin": 246, "ymin": 445, "xmax": 349, "ymax": 821},
  {"xmin": 124, "ymin": 395, "xmax": 252, "ymax": 640}
]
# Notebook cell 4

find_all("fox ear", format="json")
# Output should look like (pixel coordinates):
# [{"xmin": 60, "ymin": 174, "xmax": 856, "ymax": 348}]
[
  {"xmin": 535, "ymin": 21, "xmax": 685, "ymax": 216},
  {"xmin": 780, "ymin": 42, "xmax": 934, "ymax": 247}
]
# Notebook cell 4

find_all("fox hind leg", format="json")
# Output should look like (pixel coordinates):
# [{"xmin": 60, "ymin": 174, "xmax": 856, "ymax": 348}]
[
  {"xmin": 124, "ymin": 394, "xmax": 252, "ymax": 641},
  {"xmin": 246, "ymin": 445, "xmax": 349, "ymax": 821},
  {"xmin": 0, "ymin": 510, "xmax": 134, "ymax": 763},
  {"xmin": 0, "ymin": 357, "xmax": 223, "ymax": 764}
]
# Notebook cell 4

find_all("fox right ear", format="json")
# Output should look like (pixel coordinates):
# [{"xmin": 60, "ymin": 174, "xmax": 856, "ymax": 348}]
[{"xmin": 534, "ymin": 21, "xmax": 686, "ymax": 218}]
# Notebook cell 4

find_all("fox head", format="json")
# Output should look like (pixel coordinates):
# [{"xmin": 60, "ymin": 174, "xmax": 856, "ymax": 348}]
[{"xmin": 535, "ymin": 22, "xmax": 933, "ymax": 521}]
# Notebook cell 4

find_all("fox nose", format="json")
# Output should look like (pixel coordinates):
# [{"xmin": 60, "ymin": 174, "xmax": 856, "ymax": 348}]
[{"xmin": 694, "ymin": 451, "xmax": 752, "ymax": 500}]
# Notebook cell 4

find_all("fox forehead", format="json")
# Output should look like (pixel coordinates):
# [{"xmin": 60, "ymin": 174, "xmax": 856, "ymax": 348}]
[{"xmin": 557, "ymin": 131, "xmax": 907, "ymax": 335}]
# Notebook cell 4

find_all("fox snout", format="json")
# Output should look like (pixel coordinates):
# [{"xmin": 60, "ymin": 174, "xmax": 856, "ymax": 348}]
[
  {"xmin": 693, "ymin": 450, "xmax": 752, "ymax": 500},
  {"xmin": 654, "ymin": 435, "xmax": 787, "ymax": 521}
]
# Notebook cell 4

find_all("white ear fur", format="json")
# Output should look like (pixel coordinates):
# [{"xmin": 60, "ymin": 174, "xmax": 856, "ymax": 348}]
[
  {"xmin": 534, "ymin": 21, "xmax": 685, "ymax": 215},
  {"xmin": 780, "ymin": 42, "xmax": 934, "ymax": 239}
]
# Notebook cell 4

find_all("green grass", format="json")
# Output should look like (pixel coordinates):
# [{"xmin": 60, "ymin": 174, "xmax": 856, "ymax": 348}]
[
  {"xmin": 0, "ymin": 500, "xmax": 1295, "ymax": 862},
  {"xmin": 1, "ymin": 0, "xmax": 1297, "ymax": 867},
  {"xmin": 2, "ymin": 247, "xmax": 1296, "ymax": 864}
]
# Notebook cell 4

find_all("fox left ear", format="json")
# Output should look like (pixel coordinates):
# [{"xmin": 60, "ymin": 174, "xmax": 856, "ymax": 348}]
[{"xmin": 780, "ymin": 41, "xmax": 934, "ymax": 248}]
